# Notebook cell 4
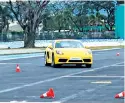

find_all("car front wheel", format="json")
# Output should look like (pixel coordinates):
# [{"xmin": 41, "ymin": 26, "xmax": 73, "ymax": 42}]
[
  {"xmin": 44, "ymin": 53, "xmax": 51, "ymax": 66},
  {"xmin": 86, "ymin": 64, "xmax": 92, "ymax": 68},
  {"xmin": 51, "ymin": 54, "xmax": 60, "ymax": 68}
]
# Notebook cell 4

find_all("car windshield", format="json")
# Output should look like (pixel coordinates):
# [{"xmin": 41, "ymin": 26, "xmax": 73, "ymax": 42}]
[{"xmin": 55, "ymin": 41, "xmax": 84, "ymax": 48}]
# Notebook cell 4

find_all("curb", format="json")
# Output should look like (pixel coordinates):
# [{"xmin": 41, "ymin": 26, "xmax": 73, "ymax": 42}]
[
  {"xmin": 0, "ymin": 50, "xmax": 45, "ymax": 56},
  {"xmin": 92, "ymin": 48, "xmax": 122, "ymax": 51},
  {"xmin": 0, "ymin": 48, "xmax": 123, "ymax": 56},
  {"xmin": 0, "ymin": 52, "xmax": 44, "ymax": 56}
]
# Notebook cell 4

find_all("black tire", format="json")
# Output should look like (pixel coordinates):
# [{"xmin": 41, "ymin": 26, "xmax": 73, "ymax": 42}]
[
  {"xmin": 51, "ymin": 54, "xmax": 60, "ymax": 68},
  {"xmin": 44, "ymin": 53, "xmax": 51, "ymax": 66},
  {"xmin": 86, "ymin": 64, "xmax": 92, "ymax": 68}
]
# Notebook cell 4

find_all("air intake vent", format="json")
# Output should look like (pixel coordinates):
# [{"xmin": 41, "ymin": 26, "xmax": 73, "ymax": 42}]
[
  {"xmin": 83, "ymin": 59, "xmax": 91, "ymax": 62},
  {"xmin": 59, "ymin": 59, "xmax": 67, "ymax": 62},
  {"xmin": 69, "ymin": 60, "xmax": 82, "ymax": 62}
]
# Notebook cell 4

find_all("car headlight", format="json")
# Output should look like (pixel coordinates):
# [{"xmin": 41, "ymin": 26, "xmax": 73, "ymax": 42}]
[
  {"xmin": 56, "ymin": 50, "xmax": 64, "ymax": 55},
  {"xmin": 87, "ymin": 50, "xmax": 92, "ymax": 54}
]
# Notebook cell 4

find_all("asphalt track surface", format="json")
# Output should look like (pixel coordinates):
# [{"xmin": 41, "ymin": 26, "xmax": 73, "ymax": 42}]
[{"xmin": 0, "ymin": 49, "xmax": 124, "ymax": 103}]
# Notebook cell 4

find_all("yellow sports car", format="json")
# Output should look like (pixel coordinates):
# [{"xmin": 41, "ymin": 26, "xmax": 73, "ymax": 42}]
[{"xmin": 44, "ymin": 39, "xmax": 93, "ymax": 68}]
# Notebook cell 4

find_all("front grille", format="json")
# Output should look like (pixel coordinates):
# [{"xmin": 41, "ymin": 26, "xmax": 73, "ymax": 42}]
[
  {"xmin": 69, "ymin": 60, "xmax": 82, "ymax": 62},
  {"xmin": 58, "ymin": 59, "xmax": 67, "ymax": 62},
  {"xmin": 83, "ymin": 59, "xmax": 91, "ymax": 62}
]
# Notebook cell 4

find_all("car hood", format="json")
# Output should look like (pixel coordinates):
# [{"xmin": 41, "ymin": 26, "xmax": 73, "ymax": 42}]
[{"xmin": 55, "ymin": 48, "xmax": 90, "ymax": 54}]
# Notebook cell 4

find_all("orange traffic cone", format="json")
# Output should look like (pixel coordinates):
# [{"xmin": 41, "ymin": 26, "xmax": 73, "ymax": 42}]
[
  {"xmin": 115, "ymin": 91, "xmax": 125, "ymax": 98},
  {"xmin": 116, "ymin": 53, "xmax": 120, "ymax": 56},
  {"xmin": 16, "ymin": 64, "xmax": 21, "ymax": 72},
  {"xmin": 40, "ymin": 88, "xmax": 55, "ymax": 98}
]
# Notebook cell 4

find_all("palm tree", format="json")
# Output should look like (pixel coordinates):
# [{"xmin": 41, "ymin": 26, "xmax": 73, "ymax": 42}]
[
  {"xmin": 88, "ymin": 12, "xmax": 104, "ymax": 26},
  {"xmin": 88, "ymin": 12, "xmax": 104, "ymax": 38}
]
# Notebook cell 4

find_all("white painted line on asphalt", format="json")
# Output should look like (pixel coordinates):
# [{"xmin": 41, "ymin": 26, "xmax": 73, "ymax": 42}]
[
  {"xmin": 92, "ymin": 48, "xmax": 122, "ymax": 51},
  {"xmin": 26, "ymin": 96, "xmax": 38, "ymax": 98},
  {"xmin": 112, "ymin": 65, "xmax": 124, "ymax": 66},
  {"xmin": 91, "ymin": 81, "xmax": 112, "ymax": 84},
  {"xmin": 0, "ymin": 63, "xmax": 31, "ymax": 64},
  {"xmin": 54, "ymin": 84, "xmax": 107, "ymax": 103},
  {"xmin": 65, "ymin": 75, "xmax": 124, "ymax": 78},
  {"xmin": 54, "ymin": 89, "xmax": 92, "ymax": 103},
  {"xmin": 0, "ymin": 54, "xmax": 44, "ymax": 61},
  {"xmin": 66, "ymin": 62, "xmax": 124, "ymax": 77},
  {"xmin": 8, "ymin": 101, "xmax": 60, "ymax": 103},
  {"xmin": 0, "ymin": 62, "xmax": 123, "ymax": 94},
  {"xmin": 9, "ymin": 101, "xmax": 27, "ymax": 103}
]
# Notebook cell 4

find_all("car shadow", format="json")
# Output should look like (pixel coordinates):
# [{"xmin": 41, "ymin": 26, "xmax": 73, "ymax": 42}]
[
  {"xmin": 42, "ymin": 64, "xmax": 92, "ymax": 69},
  {"xmin": 54, "ymin": 65, "xmax": 89, "ymax": 69}
]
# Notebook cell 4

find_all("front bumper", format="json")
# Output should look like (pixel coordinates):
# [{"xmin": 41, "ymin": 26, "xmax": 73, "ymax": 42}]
[{"xmin": 54, "ymin": 55, "xmax": 93, "ymax": 64}]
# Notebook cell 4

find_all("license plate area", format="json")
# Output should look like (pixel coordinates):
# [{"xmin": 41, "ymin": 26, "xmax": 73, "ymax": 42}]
[{"xmin": 70, "ymin": 57, "xmax": 82, "ymax": 60}]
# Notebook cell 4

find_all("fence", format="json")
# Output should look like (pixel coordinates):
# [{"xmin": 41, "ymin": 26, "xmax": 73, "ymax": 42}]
[{"xmin": 0, "ymin": 30, "xmax": 116, "ymax": 42}]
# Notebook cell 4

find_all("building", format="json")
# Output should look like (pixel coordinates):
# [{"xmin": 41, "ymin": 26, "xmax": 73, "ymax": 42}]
[
  {"xmin": 9, "ymin": 21, "xmax": 23, "ymax": 32},
  {"xmin": 115, "ymin": 1, "xmax": 124, "ymax": 39}
]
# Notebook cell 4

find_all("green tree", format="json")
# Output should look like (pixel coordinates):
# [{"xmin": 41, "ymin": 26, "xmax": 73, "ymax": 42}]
[
  {"xmin": 0, "ymin": 3, "xmax": 13, "ymax": 41},
  {"xmin": 89, "ymin": 1, "xmax": 116, "ymax": 31},
  {"xmin": 50, "ymin": 1, "xmax": 70, "ymax": 32},
  {"xmin": 8, "ymin": 0, "xmax": 49, "ymax": 48}
]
